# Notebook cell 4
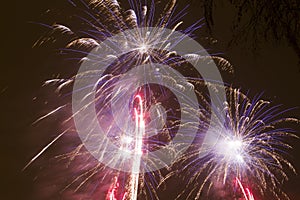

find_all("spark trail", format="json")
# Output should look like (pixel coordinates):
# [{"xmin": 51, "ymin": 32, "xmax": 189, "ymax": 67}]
[
  {"xmin": 129, "ymin": 95, "xmax": 145, "ymax": 200},
  {"xmin": 235, "ymin": 177, "xmax": 255, "ymax": 200}
]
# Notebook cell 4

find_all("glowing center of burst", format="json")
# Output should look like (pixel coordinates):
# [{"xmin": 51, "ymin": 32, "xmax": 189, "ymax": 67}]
[
  {"xmin": 121, "ymin": 135, "xmax": 133, "ymax": 145},
  {"xmin": 217, "ymin": 138, "xmax": 244, "ymax": 163},
  {"xmin": 138, "ymin": 43, "xmax": 148, "ymax": 53}
]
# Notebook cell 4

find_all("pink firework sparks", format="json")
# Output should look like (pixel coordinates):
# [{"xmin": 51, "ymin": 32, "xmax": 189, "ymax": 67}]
[
  {"xmin": 106, "ymin": 94, "xmax": 145, "ymax": 200},
  {"xmin": 106, "ymin": 176, "xmax": 127, "ymax": 200},
  {"xmin": 129, "ymin": 94, "xmax": 145, "ymax": 200},
  {"xmin": 235, "ymin": 177, "xmax": 255, "ymax": 200}
]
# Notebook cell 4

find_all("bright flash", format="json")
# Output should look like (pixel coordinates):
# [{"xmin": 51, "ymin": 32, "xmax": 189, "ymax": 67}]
[
  {"xmin": 121, "ymin": 135, "xmax": 133, "ymax": 144},
  {"xmin": 216, "ymin": 137, "xmax": 245, "ymax": 163},
  {"xmin": 137, "ymin": 43, "xmax": 148, "ymax": 53}
]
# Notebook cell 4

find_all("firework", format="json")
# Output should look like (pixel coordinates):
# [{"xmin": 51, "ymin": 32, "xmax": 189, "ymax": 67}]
[
  {"xmin": 25, "ymin": 0, "xmax": 230, "ymax": 199},
  {"xmin": 173, "ymin": 88, "xmax": 298, "ymax": 200},
  {"xmin": 23, "ymin": 1, "xmax": 297, "ymax": 200}
]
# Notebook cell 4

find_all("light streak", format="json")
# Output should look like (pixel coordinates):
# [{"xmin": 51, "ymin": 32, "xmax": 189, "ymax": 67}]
[
  {"xmin": 129, "ymin": 95, "xmax": 145, "ymax": 200},
  {"xmin": 235, "ymin": 177, "xmax": 255, "ymax": 200}
]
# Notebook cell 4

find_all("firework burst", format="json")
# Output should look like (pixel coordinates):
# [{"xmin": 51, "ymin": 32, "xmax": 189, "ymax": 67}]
[
  {"xmin": 172, "ymin": 88, "xmax": 298, "ymax": 200},
  {"xmin": 25, "ymin": 0, "xmax": 233, "ymax": 199}
]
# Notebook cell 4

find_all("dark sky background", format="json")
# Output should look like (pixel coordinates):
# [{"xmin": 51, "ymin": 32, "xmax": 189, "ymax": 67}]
[{"xmin": 5, "ymin": 0, "xmax": 300, "ymax": 199}]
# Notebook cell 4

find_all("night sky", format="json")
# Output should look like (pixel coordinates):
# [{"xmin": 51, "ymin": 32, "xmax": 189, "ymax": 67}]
[{"xmin": 5, "ymin": 0, "xmax": 300, "ymax": 199}]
